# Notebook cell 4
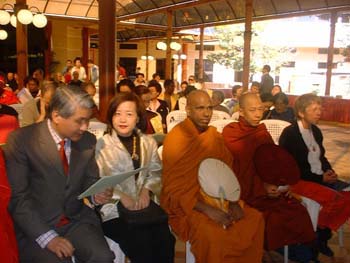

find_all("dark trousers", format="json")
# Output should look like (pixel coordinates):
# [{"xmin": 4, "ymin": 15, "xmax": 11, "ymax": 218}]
[
  {"xmin": 102, "ymin": 218, "xmax": 175, "ymax": 263},
  {"xmin": 19, "ymin": 222, "xmax": 115, "ymax": 263}
]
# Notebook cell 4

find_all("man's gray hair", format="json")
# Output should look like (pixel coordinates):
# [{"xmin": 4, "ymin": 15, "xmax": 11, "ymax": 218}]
[{"xmin": 48, "ymin": 85, "xmax": 94, "ymax": 119}]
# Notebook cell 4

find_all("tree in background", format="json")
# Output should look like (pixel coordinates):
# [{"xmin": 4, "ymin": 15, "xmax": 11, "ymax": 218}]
[{"xmin": 206, "ymin": 22, "xmax": 293, "ymax": 77}]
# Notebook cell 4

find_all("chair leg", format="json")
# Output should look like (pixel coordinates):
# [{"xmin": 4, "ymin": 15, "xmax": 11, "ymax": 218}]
[
  {"xmin": 284, "ymin": 245, "xmax": 288, "ymax": 263},
  {"xmin": 186, "ymin": 241, "xmax": 195, "ymax": 263}
]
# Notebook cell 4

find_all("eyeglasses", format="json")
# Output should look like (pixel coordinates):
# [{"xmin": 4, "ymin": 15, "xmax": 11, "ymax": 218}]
[{"xmin": 189, "ymin": 78, "xmax": 194, "ymax": 81}]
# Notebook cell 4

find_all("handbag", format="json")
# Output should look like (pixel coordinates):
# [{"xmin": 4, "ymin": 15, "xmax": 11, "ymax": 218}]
[{"xmin": 117, "ymin": 200, "xmax": 168, "ymax": 226}]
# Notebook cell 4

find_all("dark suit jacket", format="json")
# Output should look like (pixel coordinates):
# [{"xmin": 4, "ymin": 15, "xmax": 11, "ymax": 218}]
[
  {"xmin": 3, "ymin": 121, "xmax": 100, "ymax": 243},
  {"xmin": 279, "ymin": 122, "xmax": 332, "ymax": 184}
]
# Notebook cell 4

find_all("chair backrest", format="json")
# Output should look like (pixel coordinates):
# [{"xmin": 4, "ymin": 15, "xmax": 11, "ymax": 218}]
[
  {"xmin": 88, "ymin": 121, "xmax": 107, "ymax": 139},
  {"xmin": 231, "ymin": 111, "xmax": 240, "ymax": 121},
  {"xmin": 211, "ymin": 110, "xmax": 231, "ymax": 122},
  {"xmin": 260, "ymin": 119, "xmax": 291, "ymax": 144},
  {"xmin": 209, "ymin": 119, "xmax": 237, "ymax": 133},
  {"xmin": 166, "ymin": 110, "xmax": 187, "ymax": 133},
  {"xmin": 9, "ymin": 103, "xmax": 24, "ymax": 127}
]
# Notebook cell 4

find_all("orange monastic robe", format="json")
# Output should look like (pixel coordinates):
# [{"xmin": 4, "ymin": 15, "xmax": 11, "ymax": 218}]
[
  {"xmin": 223, "ymin": 117, "xmax": 315, "ymax": 250},
  {"xmin": 160, "ymin": 118, "xmax": 264, "ymax": 263}
]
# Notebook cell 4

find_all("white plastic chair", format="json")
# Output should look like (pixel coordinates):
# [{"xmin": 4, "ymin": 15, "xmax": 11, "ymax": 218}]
[
  {"xmin": 260, "ymin": 119, "xmax": 291, "ymax": 145},
  {"xmin": 9, "ymin": 103, "xmax": 24, "ymax": 127},
  {"xmin": 209, "ymin": 119, "xmax": 237, "ymax": 133},
  {"xmin": 211, "ymin": 110, "xmax": 231, "ymax": 122},
  {"xmin": 88, "ymin": 121, "xmax": 107, "ymax": 139},
  {"xmin": 231, "ymin": 111, "xmax": 240, "ymax": 121},
  {"xmin": 166, "ymin": 110, "xmax": 187, "ymax": 133}
]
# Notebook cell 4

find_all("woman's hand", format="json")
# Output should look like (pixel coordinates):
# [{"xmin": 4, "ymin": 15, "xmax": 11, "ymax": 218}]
[
  {"xmin": 120, "ymin": 193, "xmax": 137, "ymax": 210},
  {"xmin": 136, "ymin": 188, "xmax": 151, "ymax": 210}
]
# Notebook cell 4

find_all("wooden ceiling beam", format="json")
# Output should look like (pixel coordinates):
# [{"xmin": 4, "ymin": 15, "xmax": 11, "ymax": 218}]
[
  {"xmin": 116, "ymin": 0, "xmax": 221, "ymax": 21},
  {"xmin": 175, "ymin": 5, "xmax": 350, "ymax": 31}
]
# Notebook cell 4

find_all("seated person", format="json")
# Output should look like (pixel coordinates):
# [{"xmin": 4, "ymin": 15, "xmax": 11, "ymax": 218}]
[
  {"xmin": 135, "ymin": 85, "xmax": 163, "ymax": 135},
  {"xmin": 250, "ymin": 81, "xmax": 260, "ymax": 95},
  {"xmin": 174, "ymin": 85, "xmax": 196, "ymax": 111},
  {"xmin": 68, "ymin": 71, "xmax": 83, "ymax": 88},
  {"xmin": 260, "ymin": 92, "xmax": 274, "ymax": 120},
  {"xmin": 0, "ymin": 104, "xmax": 19, "ymax": 144},
  {"xmin": 82, "ymin": 82, "xmax": 102, "ymax": 122},
  {"xmin": 211, "ymin": 90, "xmax": 230, "ymax": 114},
  {"xmin": 222, "ymin": 93, "xmax": 315, "ymax": 262},
  {"xmin": 225, "ymin": 84, "xmax": 243, "ymax": 115},
  {"xmin": 22, "ymin": 81, "xmax": 58, "ymax": 127},
  {"xmin": 0, "ymin": 148, "xmax": 19, "ymax": 262},
  {"xmin": 268, "ymin": 92, "xmax": 295, "ymax": 123},
  {"xmin": 279, "ymin": 93, "xmax": 350, "ymax": 257},
  {"xmin": 271, "ymin": 84, "xmax": 282, "ymax": 96},
  {"xmin": 95, "ymin": 92, "xmax": 175, "ymax": 263},
  {"xmin": 17, "ymin": 76, "xmax": 40, "ymax": 104},
  {"xmin": 0, "ymin": 76, "xmax": 19, "ymax": 105},
  {"xmin": 161, "ymin": 90, "xmax": 264, "ymax": 263},
  {"xmin": 116, "ymin": 78, "xmax": 135, "ymax": 93},
  {"xmin": 159, "ymin": 79, "xmax": 179, "ymax": 111},
  {"xmin": 147, "ymin": 80, "xmax": 169, "ymax": 133}
]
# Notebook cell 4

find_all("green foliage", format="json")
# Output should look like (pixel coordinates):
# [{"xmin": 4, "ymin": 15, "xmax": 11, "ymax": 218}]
[{"xmin": 206, "ymin": 23, "xmax": 293, "ymax": 74}]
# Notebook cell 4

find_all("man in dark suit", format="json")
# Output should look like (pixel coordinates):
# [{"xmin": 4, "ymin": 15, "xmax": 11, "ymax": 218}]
[
  {"xmin": 4, "ymin": 86, "xmax": 115, "ymax": 262},
  {"xmin": 260, "ymin": 64, "xmax": 274, "ymax": 95}
]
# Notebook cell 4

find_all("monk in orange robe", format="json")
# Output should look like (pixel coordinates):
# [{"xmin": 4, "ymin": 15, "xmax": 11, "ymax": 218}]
[
  {"xmin": 222, "ymin": 93, "xmax": 315, "ymax": 257},
  {"xmin": 160, "ymin": 90, "xmax": 264, "ymax": 263}
]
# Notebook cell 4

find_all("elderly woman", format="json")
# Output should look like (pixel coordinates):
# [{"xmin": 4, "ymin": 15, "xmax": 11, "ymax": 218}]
[
  {"xmin": 279, "ymin": 93, "xmax": 350, "ymax": 258},
  {"xmin": 95, "ymin": 92, "xmax": 175, "ymax": 263}
]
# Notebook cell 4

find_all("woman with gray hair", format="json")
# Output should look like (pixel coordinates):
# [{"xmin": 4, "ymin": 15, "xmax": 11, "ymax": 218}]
[{"xmin": 279, "ymin": 93, "xmax": 350, "ymax": 258}]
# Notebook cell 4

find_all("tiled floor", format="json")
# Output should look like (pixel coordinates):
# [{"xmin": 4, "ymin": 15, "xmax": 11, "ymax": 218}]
[{"xmin": 173, "ymin": 123, "xmax": 350, "ymax": 263}]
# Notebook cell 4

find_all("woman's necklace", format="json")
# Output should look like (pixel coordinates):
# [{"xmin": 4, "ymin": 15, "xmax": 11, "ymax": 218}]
[{"xmin": 131, "ymin": 135, "xmax": 139, "ymax": 160}]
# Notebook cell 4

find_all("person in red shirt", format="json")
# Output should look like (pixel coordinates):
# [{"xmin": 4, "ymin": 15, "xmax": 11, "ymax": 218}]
[
  {"xmin": 0, "ymin": 148, "xmax": 19, "ymax": 262},
  {"xmin": 0, "ymin": 76, "xmax": 19, "ymax": 105}
]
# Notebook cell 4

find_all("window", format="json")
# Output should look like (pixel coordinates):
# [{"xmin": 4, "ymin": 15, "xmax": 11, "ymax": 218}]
[
  {"xmin": 195, "ymin": 45, "xmax": 215, "ymax": 51},
  {"xmin": 282, "ymin": 61, "xmax": 295, "ymax": 68},
  {"xmin": 318, "ymin": 48, "xmax": 340, "ymax": 54},
  {"xmin": 318, "ymin": 62, "xmax": 337, "ymax": 69},
  {"xmin": 119, "ymin": 43, "xmax": 138, "ymax": 50},
  {"xmin": 195, "ymin": 59, "xmax": 214, "ymax": 82}
]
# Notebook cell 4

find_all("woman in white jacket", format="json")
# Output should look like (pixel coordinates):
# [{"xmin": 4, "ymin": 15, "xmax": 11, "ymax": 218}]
[{"xmin": 95, "ymin": 92, "xmax": 175, "ymax": 263}]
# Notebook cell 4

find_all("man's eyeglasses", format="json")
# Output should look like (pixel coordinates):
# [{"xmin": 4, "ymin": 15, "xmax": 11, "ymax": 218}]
[{"xmin": 189, "ymin": 78, "xmax": 194, "ymax": 81}]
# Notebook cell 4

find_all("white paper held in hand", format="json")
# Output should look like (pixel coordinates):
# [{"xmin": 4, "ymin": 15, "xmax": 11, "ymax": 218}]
[{"xmin": 78, "ymin": 166, "xmax": 147, "ymax": 199}]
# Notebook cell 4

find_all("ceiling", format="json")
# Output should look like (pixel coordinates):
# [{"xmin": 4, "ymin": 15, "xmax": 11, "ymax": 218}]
[{"xmin": 2, "ymin": 0, "xmax": 350, "ymax": 41}]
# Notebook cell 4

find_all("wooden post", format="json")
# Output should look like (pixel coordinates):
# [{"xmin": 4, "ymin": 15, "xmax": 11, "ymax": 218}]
[
  {"xmin": 325, "ymin": 12, "xmax": 337, "ymax": 96},
  {"xmin": 242, "ymin": 0, "xmax": 253, "ymax": 90},
  {"xmin": 165, "ymin": 10, "xmax": 173, "ymax": 80},
  {"xmin": 182, "ymin": 43, "xmax": 188, "ymax": 81},
  {"xmin": 82, "ymin": 27, "xmax": 89, "ymax": 73},
  {"xmin": 146, "ymin": 38, "xmax": 149, "ymax": 81},
  {"xmin": 98, "ymin": 0, "xmax": 116, "ymax": 121},
  {"xmin": 15, "ymin": 0, "xmax": 28, "ymax": 88},
  {"xmin": 198, "ymin": 27, "xmax": 204, "ymax": 83},
  {"xmin": 44, "ymin": 21, "xmax": 52, "ymax": 79}
]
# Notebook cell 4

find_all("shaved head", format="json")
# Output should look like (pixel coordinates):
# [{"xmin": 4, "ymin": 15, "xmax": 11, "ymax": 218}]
[
  {"xmin": 187, "ymin": 90, "xmax": 210, "ymax": 107},
  {"xmin": 186, "ymin": 90, "xmax": 213, "ymax": 131},
  {"xmin": 239, "ymin": 92, "xmax": 261, "ymax": 109},
  {"xmin": 239, "ymin": 92, "xmax": 264, "ymax": 127}
]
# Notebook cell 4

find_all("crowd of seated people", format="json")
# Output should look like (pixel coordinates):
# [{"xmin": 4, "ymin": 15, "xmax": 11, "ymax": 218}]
[{"xmin": 1, "ymin": 61, "xmax": 350, "ymax": 263}]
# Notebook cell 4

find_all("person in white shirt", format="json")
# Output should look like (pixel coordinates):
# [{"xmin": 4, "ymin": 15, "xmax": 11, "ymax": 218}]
[{"xmin": 70, "ymin": 57, "xmax": 87, "ymax": 81}]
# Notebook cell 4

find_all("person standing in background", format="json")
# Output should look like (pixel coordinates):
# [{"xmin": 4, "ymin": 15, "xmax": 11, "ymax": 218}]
[{"xmin": 260, "ymin": 65, "xmax": 274, "ymax": 95}]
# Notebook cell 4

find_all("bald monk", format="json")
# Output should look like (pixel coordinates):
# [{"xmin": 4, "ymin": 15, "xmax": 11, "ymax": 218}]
[
  {"xmin": 222, "ymin": 93, "xmax": 316, "ymax": 260},
  {"xmin": 160, "ymin": 90, "xmax": 264, "ymax": 263}
]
